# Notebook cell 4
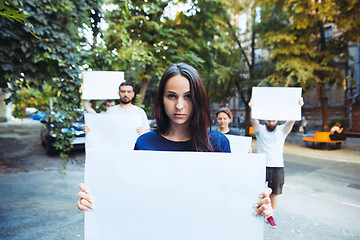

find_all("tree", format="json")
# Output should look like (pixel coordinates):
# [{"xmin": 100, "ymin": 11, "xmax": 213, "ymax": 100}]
[
  {"xmin": 208, "ymin": 0, "xmax": 274, "ymax": 134},
  {"xmin": 258, "ymin": 0, "xmax": 360, "ymax": 131},
  {"xmin": 103, "ymin": 0, "xmax": 234, "ymax": 106},
  {"xmin": 12, "ymin": 82, "xmax": 55, "ymax": 118},
  {"xmin": 0, "ymin": 0, "xmax": 102, "ymax": 163},
  {"xmin": 104, "ymin": 0, "xmax": 188, "ymax": 104}
]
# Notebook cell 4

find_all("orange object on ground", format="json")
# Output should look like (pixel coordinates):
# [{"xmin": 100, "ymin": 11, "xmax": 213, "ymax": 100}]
[
  {"xmin": 303, "ymin": 131, "xmax": 344, "ymax": 149},
  {"xmin": 249, "ymin": 126, "xmax": 254, "ymax": 135}
]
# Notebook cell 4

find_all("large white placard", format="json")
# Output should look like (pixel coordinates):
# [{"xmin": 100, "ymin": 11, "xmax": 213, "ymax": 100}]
[
  {"xmin": 82, "ymin": 71, "xmax": 124, "ymax": 100},
  {"xmin": 84, "ymin": 150, "xmax": 266, "ymax": 240},
  {"xmin": 251, "ymin": 87, "xmax": 302, "ymax": 121},
  {"xmin": 225, "ymin": 135, "xmax": 252, "ymax": 153},
  {"xmin": 84, "ymin": 113, "xmax": 140, "ymax": 151}
]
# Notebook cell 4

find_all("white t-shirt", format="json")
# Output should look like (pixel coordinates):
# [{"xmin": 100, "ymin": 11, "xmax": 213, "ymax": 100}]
[
  {"xmin": 255, "ymin": 124, "xmax": 288, "ymax": 167},
  {"xmin": 106, "ymin": 104, "xmax": 150, "ymax": 130}
]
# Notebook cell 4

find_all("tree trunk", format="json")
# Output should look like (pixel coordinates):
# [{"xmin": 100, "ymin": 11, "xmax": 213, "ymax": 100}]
[
  {"xmin": 137, "ymin": 64, "xmax": 151, "ymax": 105},
  {"xmin": 244, "ymin": 104, "xmax": 251, "ymax": 136},
  {"xmin": 239, "ymin": 88, "xmax": 252, "ymax": 136},
  {"xmin": 317, "ymin": 20, "xmax": 329, "ymax": 131},
  {"xmin": 320, "ymin": 84, "xmax": 329, "ymax": 131}
]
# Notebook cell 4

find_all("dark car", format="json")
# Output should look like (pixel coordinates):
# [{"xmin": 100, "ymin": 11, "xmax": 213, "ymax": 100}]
[{"xmin": 40, "ymin": 110, "xmax": 85, "ymax": 155}]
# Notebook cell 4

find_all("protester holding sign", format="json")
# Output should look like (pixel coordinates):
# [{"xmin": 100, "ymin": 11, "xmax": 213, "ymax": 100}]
[
  {"xmin": 83, "ymin": 82, "xmax": 150, "ymax": 136},
  {"xmin": 249, "ymin": 96, "xmax": 304, "ymax": 228},
  {"xmin": 78, "ymin": 63, "xmax": 273, "ymax": 221},
  {"xmin": 107, "ymin": 82, "xmax": 150, "ymax": 135},
  {"xmin": 134, "ymin": 64, "xmax": 230, "ymax": 152}
]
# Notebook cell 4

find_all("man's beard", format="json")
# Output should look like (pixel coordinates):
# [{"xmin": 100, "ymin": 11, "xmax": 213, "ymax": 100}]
[
  {"xmin": 120, "ymin": 98, "xmax": 132, "ymax": 104},
  {"xmin": 266, "ymin": 124, "xmax": 277, "ymax": 132}
]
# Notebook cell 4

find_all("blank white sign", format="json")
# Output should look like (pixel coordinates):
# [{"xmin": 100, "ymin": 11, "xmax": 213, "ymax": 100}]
[
  {"xmin": 84, "ymin": 113, "xmax": 140, "ymax": 152},
  {"xmin": 84, "ymin": 150, "xmax": 266, "ymax": 240},
  {"xmin": 251, "ymin": 87, "xmax": 302, "ymax": 121},
  {"xmin": 82, "ymin": 71, "xmax": 124, "ymax": 100},
  {"xmin": 225, "ymin": 135, "xmax": 252, "ymax": 153}
]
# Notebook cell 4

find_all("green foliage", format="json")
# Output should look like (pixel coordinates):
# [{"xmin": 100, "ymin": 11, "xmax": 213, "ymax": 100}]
[
  {"xmin": 259, "ymin": 0, "xmax": 359, "ymax": 90},
  {"xmin": 0, "ymin": 8, "xmax": 29, "ymax": 22},
  {"xmin": 0, "ymin": 1, "xmax": 30, "ymax": 22},
  {"xmin": 100, "ymin": 0, "xmax": 232, "ymax": 106},
  {"xmin": 12, "ymin": 82, "xmax": 54, "ymax": 118},
  {"xmin": 0, "ymin": 0, "xmax": 102, "ymax": 166},
  {"xmin": 258, "ymin": 0, "xmax": 360, "ymax": 130}
]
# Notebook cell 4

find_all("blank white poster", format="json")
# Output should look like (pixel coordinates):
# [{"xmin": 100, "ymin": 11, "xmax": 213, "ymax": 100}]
[
  {"xmin": 251, "ymin": 87, "xmax": 302, "ymax": 121},
  {"xmin": 225, "ymin": 135, "xmax": 252, "ymax": 153},
  {"xmin": 82, "ymin": 71, "xmax": 124, "ymax": 100},
  {"xmin": 84, "ymin": 150, "xmax": 266, "ymax": 240},
  {"xmin": 84, "ymin": 113, "xmax": 140, "ymax": 151}
]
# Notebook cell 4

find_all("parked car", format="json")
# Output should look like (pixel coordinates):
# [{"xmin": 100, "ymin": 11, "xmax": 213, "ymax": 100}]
[
  {"xmin": 30, "ymin": 111, "xmax": 46, "ymax": 121},
  {"xmin": 40, "ymin": 110, "xmax": 85, "ymax": 155}
]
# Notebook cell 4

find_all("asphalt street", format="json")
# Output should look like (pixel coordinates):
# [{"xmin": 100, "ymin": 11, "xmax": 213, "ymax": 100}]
[{"xmin": 0, "ymin": 119, "xmax": 360, "ymax": 240}]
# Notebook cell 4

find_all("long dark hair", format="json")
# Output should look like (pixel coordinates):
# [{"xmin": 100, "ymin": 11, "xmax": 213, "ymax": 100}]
[{"xmin": 154, "ymin": 63, "xmax": 213, "ymax": 152}]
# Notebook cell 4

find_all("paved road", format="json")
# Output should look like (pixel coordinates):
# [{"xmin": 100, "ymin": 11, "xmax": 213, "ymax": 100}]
[
  {"xmin": 264, "ymin": 152, "xmax": 360, "ymax": 240},
  {"xmin": 1, "ymin": 119, "xmax": 360, "ymax": 239}
]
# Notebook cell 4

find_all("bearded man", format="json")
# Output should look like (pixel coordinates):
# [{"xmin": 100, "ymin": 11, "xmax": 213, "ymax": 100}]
[
  {"xmin": 249, "ymin": 98, "xmax": 303, "ymax": 228},
  {"xmin": 106, "ymin": 82, "xmax": 150, "ymax": 135}
]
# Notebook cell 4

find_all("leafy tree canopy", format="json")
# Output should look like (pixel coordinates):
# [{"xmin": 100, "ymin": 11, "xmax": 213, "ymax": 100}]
[
  {"xmin": 0, "ymin": 0, "xmax": 102, "ymax": 162},
  {"xmin": 258, "ymin": 0, "xmax": 360, "ymax": 88},
  {"xmin": 258, "ymin": 0, "xmax": 360, "ymax": 130}
]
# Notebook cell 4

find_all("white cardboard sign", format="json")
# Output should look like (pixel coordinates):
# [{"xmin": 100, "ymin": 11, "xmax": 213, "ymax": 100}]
[
  {"xmin": 251, "ymin": 87, "xmax": 302, "ymax": 121},
  {"xmin": 82, "ymin": 71, "xmax": 124, "ymax": 100},
  {"xmin": 225, "ymin": 135, "xmax": 252, "ymax": 153},
  {"xmin": 84, "ymin": 150, "xmax": 266, "ymax": 240},
  {"xmin": 84, "ymin": 113, "xmax": 140, "ymax": 151}
]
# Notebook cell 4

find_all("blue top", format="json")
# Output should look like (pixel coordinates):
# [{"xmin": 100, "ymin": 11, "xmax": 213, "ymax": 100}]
[{"xmin": 134, "ymin": 130, "xmax": 231, "ymax": 152}]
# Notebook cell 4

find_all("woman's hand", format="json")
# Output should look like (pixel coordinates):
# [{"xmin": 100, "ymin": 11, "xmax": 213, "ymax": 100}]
[
  {"xmin": 77, "ymin": 183, "xmax": 94, "ymax": 212},
  {"xmin": 254, "ymin": 187, "xmax": 273, "ymax": 219}
]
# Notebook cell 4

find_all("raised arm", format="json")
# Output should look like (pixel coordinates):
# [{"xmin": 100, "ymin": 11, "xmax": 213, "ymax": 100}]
[
  {"xmin": 284, "ymin": 97, "xmax": 304, "ymax": 134},
  {"xmin": 83, "ymin": 100, "xmax": 96, "ymax": 114},
  {"xmin": 283, "ymin": 121, "xmax": 295, "ymax": 135},
  {"xmin": 80, "ymin": 83, "xmax": 96, "ymax": 114},
  {"xmin": 249, "ymin": 99, "xmax": 260, "ymax": 133}
]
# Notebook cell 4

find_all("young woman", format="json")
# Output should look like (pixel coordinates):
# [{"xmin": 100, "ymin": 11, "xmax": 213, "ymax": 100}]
[
  {"xmin": 134, "ymin": 63, "xmax": 230, "ymax": 152},
  {"xmin": 78, "ymin": 63, "xmax": 273, "ymax": 219},
  {"xmin": 216, "ymin": 107, "xmax": 240, "ymax": 135}
]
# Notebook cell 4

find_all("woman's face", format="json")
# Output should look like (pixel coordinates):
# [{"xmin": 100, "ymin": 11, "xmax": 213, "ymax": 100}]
[
  {"xmin": 163, "ymin": 75, "xmax": 193, "ymax": 127},
  {"xmin": 217, "ymin": 112, "xmax": 231, "ymax": 129}
]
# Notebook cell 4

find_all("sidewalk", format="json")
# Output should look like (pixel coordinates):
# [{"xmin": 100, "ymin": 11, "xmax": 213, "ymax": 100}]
[{"xmin": 257, "ymin": 131, "xmax": 360, "ymax": 164}]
